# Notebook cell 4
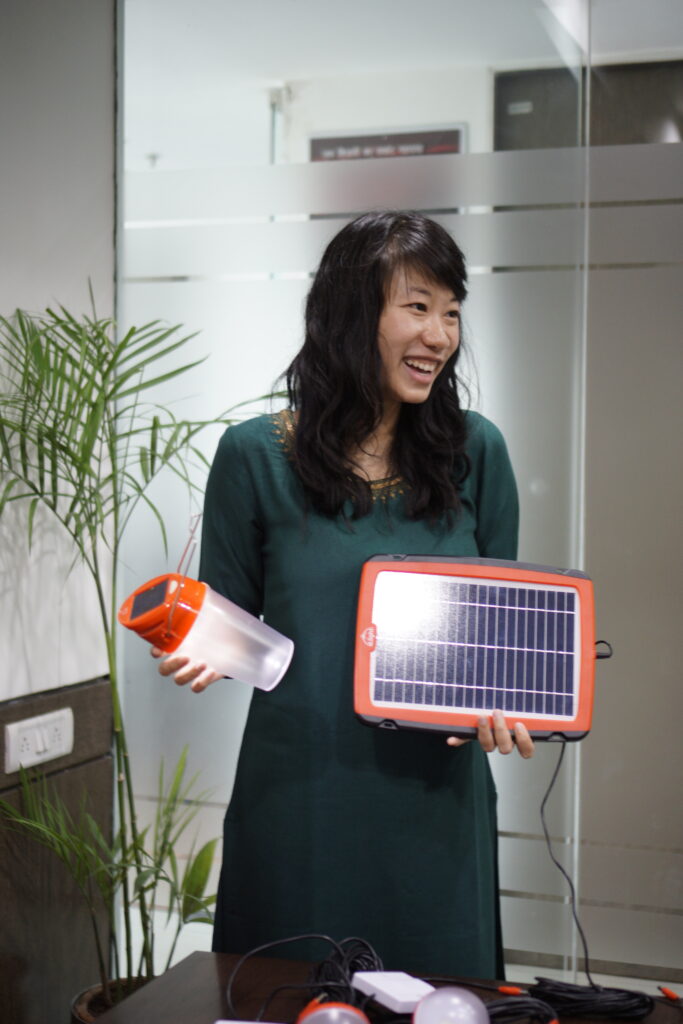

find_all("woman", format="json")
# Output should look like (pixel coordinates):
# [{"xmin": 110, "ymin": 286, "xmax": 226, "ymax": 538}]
[{"xmin": 158, "ymin": 211, "xmax": 534, "ymax": 978}]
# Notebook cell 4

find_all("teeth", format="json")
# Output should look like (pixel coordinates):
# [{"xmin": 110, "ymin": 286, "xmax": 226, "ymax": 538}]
[{"xmin": 405, "ymin": 359, "xmax": 435, "ymax": 373}]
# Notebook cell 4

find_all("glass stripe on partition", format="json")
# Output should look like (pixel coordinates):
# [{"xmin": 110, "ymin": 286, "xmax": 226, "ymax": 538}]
[
  {"xmin": 124, "ymin": 149, "xmax": 590, "ymax": 224},
  {"xmin": 124, "ymin": 200, "xmax": 683, "ymax": 283},
  {"xmin": 124, "ymin": 142, "xmax": 683, "ymax": 229}
]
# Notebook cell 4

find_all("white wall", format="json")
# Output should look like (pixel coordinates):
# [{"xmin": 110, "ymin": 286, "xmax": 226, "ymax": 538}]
[{"xmin": 0, "ymin": 0, "xmax": 115, "ymax": 699}]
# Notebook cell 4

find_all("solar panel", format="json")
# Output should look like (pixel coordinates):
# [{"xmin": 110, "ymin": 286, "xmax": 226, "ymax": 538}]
[{"xmin": 354, "ymin": 556, "xmax": 596, "ymax": 741}]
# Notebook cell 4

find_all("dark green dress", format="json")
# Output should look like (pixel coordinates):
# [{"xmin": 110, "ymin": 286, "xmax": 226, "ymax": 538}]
[{"xmin": 200, "ymin": 410, "xmax": 518, "ymax": 977}]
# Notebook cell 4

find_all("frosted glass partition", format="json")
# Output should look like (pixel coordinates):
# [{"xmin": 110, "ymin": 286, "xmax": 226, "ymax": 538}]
[
  {"xmin": 579, "ymin": 142, "xmax": 683, "ymax": 982},
  {"xmin": 118, "ymin": 0, "xmax": 683, "ymax": 982},
  {"xmin": 120, "ymin": 138, "xmax": 591, "ymax": 974}
]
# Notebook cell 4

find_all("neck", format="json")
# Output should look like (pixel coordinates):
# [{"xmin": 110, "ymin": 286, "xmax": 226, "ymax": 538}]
[{"xmin": 350, "ymin": 401, "xmax": 400, "ymax": 482}]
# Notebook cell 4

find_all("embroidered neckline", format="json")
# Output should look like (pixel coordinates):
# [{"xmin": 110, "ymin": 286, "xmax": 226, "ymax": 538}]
[
  {"xmin": 272, "ymin": 408, "xmax": 296, "ymax": 449},
  {"xmin": 272, "ymin": 409, "xmax": 404, "ymax": 499}
]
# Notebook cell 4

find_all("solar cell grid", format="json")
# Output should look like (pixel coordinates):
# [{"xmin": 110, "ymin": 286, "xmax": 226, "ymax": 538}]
[{"xmin": 371, "ymin": 574, "xmax": 578, "ymax": 719}]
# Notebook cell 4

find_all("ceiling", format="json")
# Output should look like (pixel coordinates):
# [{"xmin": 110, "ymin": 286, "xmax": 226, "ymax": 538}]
[{"xmin": 123, "ymin": 0, "xmax": 683, "ymax": 88}]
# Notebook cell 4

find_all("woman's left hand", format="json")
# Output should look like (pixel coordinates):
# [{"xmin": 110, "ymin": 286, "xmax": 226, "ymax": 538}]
[{"xmin": 447, "ymin": 709, "xmax": 535, "ymax": 758}]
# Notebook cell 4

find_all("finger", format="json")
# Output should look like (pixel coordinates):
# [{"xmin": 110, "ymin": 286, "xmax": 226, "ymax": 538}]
[
  {"xmin": 190, "ymin": 667, "xmax": 222, "ymax": 693},
  {"xmin": 477, "ymin": 715, "xmax": 496, "ymax": 753},
  {"xmin": 446, "ymin": 735, "xmax": 471, "ymax": 748},
  {"xmin": 492, "ymin": 709, "xmax": 514, "ymax": 755},
  {"xmin": 156, "ymin": 654, "xmax": 191, "ymax": 678},
  {"xmin": 172, "ymin": 661, "xmax": 208, "ymax": 687},
  {"xmin": 513, "ymin": 722, "xmax": 535, "ymax": 759}
]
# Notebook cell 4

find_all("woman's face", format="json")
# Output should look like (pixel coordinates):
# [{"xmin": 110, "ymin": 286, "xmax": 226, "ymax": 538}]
[{"xmin": 377, "ymin": 270, "xmax": 460, "ymax": 413}]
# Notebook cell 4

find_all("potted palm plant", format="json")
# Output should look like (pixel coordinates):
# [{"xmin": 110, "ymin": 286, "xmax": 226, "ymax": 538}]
[{"xmin": 0, "ymin": 300, "xmax": 251, "ymax": 1017}]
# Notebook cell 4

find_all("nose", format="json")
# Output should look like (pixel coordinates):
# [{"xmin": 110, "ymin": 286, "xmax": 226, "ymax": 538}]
[{"xmin": 420, "ymin": 315, "xmax": 449, "ymax": 349}]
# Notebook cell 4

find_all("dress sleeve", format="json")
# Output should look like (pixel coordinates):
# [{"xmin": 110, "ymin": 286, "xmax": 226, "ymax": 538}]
[
  {"xmin": 198, "ymin": 425, "xmax": 265, "ymax": 617},
  {"xmin": 468, "ymin": 415, "xmax": 519, "ymax": 561}
]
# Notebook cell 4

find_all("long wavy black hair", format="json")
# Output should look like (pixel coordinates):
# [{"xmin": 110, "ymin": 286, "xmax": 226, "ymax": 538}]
[{"xmin": 285, "ymin": 210, "xmax": 470, "ymax": 521}]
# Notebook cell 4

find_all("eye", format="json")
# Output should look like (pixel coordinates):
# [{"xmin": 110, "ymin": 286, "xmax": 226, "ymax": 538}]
[
  {"xmin": 408, "ymin": 302, "xmax": 428, "ymax": 312},
  {"xmin": 446, "ymin": 309, "xmax": 460, "ymax": 321}
]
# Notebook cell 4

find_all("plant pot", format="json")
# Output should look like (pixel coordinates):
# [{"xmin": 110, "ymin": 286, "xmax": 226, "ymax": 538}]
[{"xmin": 71, "ymin": 978, "xmax": 149, "ymax": 1022}]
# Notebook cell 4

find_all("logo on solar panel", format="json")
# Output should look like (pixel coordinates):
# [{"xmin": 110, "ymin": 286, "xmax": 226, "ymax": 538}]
[
  {"xmin": 361, "ymin": 626, "xmax": 377, "ymax": 649},
  {"xmin": 354, "ymin": 556, "xmax": 597, "ymax": 741}
]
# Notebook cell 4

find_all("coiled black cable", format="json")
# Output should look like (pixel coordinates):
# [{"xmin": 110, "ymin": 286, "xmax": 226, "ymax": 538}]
[
  {"xmin": 226, "ymin": 934, "xmax": 385, "ymax": 1020},
  {"xmin": 309, "ymin": 935, "xmax": 384, "ymax": 995},
  {"xmin": 484, "ymin": 995, "xmax": 558, "ymax": 1024},
  {"xmin": 529, "ymin": 977, "xmax": 656, "ymax": 1020}
]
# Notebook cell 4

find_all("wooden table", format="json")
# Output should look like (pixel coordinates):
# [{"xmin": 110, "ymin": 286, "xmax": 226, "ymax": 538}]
[
  {"xmin": 96, "ymin": 951, "xmax": 330, "ymax": 1024},
  {"xmin": 95, "ymin": 951, "xmax": 671, "ymax": 1024}
]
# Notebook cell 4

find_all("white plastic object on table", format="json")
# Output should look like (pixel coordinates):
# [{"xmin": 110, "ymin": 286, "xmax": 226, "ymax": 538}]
[{"xmin": 352, "ymin": 971, "xmax": 435, "ymax": 1013}]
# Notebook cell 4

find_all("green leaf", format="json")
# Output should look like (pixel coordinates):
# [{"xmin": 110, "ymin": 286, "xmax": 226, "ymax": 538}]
[
  {"xmin": 139, "ymin": 446, "xmax": 151, "ymax": 484},
  {"xmin": 182, "ymin": 906, "xmax": 215, "ymax": 925},
  {"xmin": 133, "ymin": 867, "xmax": 158, "ymax": 896},
  {"xmin": 114, "ymin": 326, "xmax": 199, "ymax": 370},
  {"xmin": 0, "ymin": 420, "xmax": 13, "ymax": 467},
  {"xmin": 134, "ymin": 490, "xmax": 169, "ymax": 554},
  {"xmin": 112, "ymin": 358, "xmax": 207, "ymax": 400},
  {"xmin": 165, "ymin": 747, "xmax": 188, "ymax": 807},
  {"xmin": 27, "ymin": 496, "xmax": 39, "ymax": 550},
  {"xmin": 19, "ymin": 431, "xmax": 29, "ymax": 477},
  {"xmin": 180, "ymin": 838, "xmax": 218, "ymax": 923},
  {"xmin": 0, "ymin": 476, "xmax": 20, "ymax": 515},
  {"xmin": 150, "ymin": 415, "xmax": 159, "ymax": 476}
]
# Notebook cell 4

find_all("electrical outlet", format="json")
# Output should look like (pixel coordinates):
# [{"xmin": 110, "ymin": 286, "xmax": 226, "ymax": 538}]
[{"xmin": 4, "ymin": 708, "xmax": 74, "ymax": 773}]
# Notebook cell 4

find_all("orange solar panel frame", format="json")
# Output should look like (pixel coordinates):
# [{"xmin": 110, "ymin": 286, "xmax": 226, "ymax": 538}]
[{"xmin": 354, "ymin": 556, "xmax": 597, "ymax": 741}]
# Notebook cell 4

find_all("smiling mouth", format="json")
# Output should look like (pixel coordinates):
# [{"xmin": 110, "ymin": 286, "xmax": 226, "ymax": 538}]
[{"xmin": 404, "ymin": 358, "xmax": 438, "ymax": 376}]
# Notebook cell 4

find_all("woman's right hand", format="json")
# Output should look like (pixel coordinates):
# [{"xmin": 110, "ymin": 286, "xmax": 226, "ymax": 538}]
[{"xmin": 150, "ymin": 647, "xmax": 223, "ymax": 693}]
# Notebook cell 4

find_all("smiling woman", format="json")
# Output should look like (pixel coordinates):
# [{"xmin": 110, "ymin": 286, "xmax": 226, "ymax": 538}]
[
  {"xmin": 287, "ymin": 211, "xmax": 471, "ymax": 519},
  {"xmin": 155, "ymin": 211, "xmax": 532, "ymax": 977}
]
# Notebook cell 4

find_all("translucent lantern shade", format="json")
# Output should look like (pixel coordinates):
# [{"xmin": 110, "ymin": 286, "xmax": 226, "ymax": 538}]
[{"xmin": 413, "ymin": 987, "xmax": 489, "ymax": 1024}]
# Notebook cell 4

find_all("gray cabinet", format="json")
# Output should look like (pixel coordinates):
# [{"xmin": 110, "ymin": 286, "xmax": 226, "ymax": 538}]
[{"xmin": 0, "ymin": 678, "xmax": 113, "ymax": 1024}]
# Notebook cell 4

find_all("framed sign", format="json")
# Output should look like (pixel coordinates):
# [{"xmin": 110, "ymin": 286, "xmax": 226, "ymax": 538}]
[{"xmin": 309, "ymin": 125, "xmax": 466, "ymax": 162}]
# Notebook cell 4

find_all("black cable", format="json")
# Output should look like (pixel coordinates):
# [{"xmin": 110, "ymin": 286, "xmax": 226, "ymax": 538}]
[
  {"xmin": 539, "ymin": 739, "xmax": 598, "ymax": 989},
  {"xmin": 595, "ymin": 641, "xmax": 613, "ymax": 660},
  {"xmin": 427, "ymin": 743, "xmax": 668, "ymax": 1024},
  {"xmin": 255, "ymin": 982, "xmax": 352, "ymax": 1022},
  {"xmin": 308, "ymin": 936, "xmax": 384, "ymax": 1007},
  {"xmin": 226, "ymin": 934, "xmax": 385, "ymax": 1019},
  {"xmin": 225, "ymin": 933, "xmax": 348, "ymax": 1017},
  {"xmin": 485, "ymin": 995, "xmax": 558, "ymax": 1024},
  {"xmin": 529, "ymin": 976, "xmax": 656, "ymax": 1020}
]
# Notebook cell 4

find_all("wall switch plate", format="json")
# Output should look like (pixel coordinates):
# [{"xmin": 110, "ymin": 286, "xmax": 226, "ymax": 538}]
[{"xmin": 4, "ymin": 708, "xmax": 75, "ymax": 773}]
